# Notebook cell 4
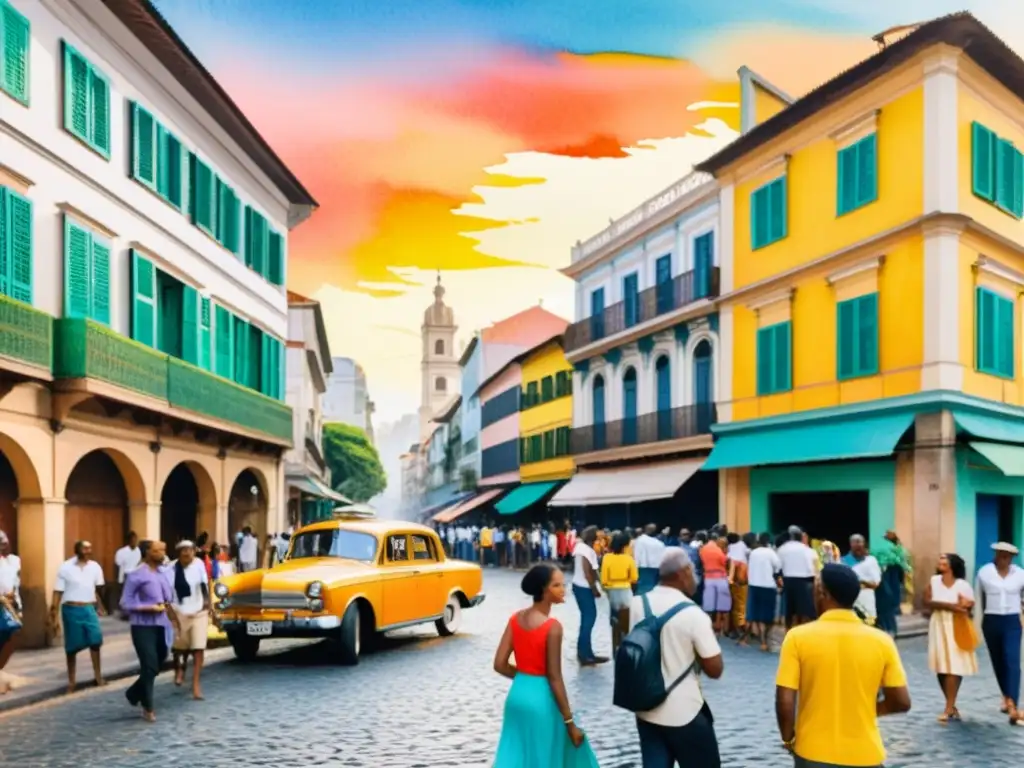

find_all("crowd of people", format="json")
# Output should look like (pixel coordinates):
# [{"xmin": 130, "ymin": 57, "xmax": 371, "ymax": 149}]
[{"xmin": 489, "ymin": 521, "xmax": 1024, "ymax": 768}]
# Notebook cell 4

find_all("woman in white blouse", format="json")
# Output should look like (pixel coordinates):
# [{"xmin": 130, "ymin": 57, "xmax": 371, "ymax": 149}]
[
  {"xmin": 925, "ymin": 553, "xmax": 977, "ymax": 722},
  {"xmin": 975, "ymin": 542, "xmax": 1024, "ymax": 725}
]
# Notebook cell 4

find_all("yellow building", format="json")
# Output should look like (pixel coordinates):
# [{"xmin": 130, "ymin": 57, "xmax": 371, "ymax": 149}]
[
  {"xmin": 700, "ymin": 13, "xmax": 1024, "ymax": 590},
  {"xmin": 492, "ymin": 335, "xmax": 573, "ymax": 516}
]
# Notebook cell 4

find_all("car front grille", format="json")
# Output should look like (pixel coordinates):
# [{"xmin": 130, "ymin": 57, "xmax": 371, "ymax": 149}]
[{"xmin": 230, "ymin": 590, "xmax": 310, "ymax": 610}]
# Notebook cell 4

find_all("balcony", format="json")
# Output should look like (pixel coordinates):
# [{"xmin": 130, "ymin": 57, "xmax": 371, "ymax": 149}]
[
  {"xmin": 53, "ymin": 318, "xmax": 292, "ymax": 444},
  {"xmin": 565, "ymin": 267, "xmax": 720, "ymax": 353},
  {"xmin": 0, "ymin": 294, "xmax": 54, "ymax": 374},
  {"xmin": 570, "ymin": 402, "xmax": 717, "ymax": 455}
]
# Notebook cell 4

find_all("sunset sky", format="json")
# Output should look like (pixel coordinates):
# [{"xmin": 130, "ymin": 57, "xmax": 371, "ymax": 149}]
[{"xmin": 155, "ymin": 0, "xmax": 1023, "ymax": 424}]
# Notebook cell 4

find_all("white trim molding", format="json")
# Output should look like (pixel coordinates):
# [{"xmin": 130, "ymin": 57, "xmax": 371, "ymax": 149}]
[
  {"xmin": 826, "ymin": 256, "xmax": 885, "ymax": 286},
  {"xmin": 923, "ymin": 54, "xmax": 959, "ymax": 215},
  {"xmin": 746, "ymin": 287, "xmax": 795, "ymax": 313},
  {"xmin": 974, "ymin": 256, "xmax": 1024, "ymax": 290},
  {"xmin": 922, "ymin": 225, "xmax": 962, "ymax": 391},
  {"xmin": 830, "ymin": 110, "xmax": 880, "ymax": 148},
  {"xmin": 751, "ymin": 154, "xmax": 790, "ymax": 184}
]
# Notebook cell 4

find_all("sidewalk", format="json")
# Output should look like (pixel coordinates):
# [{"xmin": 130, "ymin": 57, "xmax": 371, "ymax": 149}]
[{"xmin": 0, "ymin": 616, "xmax": 311, "ymax": 713}]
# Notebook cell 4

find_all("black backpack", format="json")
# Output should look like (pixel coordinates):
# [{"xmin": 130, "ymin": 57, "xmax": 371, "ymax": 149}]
[{"xmin": 613, "ymin": 594, "xmax": 697, "ymax": 713}]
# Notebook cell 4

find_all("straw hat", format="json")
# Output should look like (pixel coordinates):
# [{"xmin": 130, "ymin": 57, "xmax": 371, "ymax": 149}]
[{"xmin": 991, "ymin": 542, "xmax": 1020, "ymax": 555}]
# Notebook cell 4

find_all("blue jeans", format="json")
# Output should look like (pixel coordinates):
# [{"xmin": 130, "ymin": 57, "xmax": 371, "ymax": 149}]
[
  {"xmin": 983, "ymin": 613, "xmax": 1022, "ymax": 706},
  {"xmin": 573, "ymin": 584, "xmax": 597, "ymax": 660}
]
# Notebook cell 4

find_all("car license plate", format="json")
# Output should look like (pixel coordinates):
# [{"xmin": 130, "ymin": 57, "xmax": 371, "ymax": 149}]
[{"xmin": 246, "ymin": 621, "xmax": 272, "ymax": 637}]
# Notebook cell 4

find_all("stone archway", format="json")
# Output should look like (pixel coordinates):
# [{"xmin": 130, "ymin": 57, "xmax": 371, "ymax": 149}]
[
  {"xmin": 0, "ymin": 431, "xmax": 43, "ymax": 555},
  {"xmin": 227, "ymin": 467, "xmax": 268, "ymax": 561},
  {"xmin": 64, "ymin": 449, "xmax": 144, "ymax": 592},
  {"xmin": 160, "ymin": 461, "xmax": 217, "ymax": 550}
]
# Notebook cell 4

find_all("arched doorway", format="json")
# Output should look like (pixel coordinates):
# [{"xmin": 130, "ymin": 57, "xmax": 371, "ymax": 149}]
[
  {"xmin": 161, "ymin": 463, "xmax": 199, "ymax": 548},
  {"xmin": 623, "ymin": 367, "xmax": 638, "ymax": 445},
  {"xmin": 592, "ymin": 375, "xmax": 606, "ymax": 451},
  {"xmin": 694, "ymin": 339, "xmax": 714, "ymax": 433},
  {"xmin": 65, "ymin": 451, "xmax": 129, "ymax": 591},
  {"xmin": 655, "ymin": 355, "xmax": 672, "ymax": 440},
  {"xmin": 0, "ymin": 451, "xmax": 18, "ymax": 551},
  {"xmin": 228, "ymin": 468, "xmax": 267, "ymax": 561}
]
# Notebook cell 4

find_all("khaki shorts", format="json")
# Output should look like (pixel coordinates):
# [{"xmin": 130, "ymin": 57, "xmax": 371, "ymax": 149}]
[{"xmin": 172, "ymin": 610, "xmax": 209, "ymax": 651}]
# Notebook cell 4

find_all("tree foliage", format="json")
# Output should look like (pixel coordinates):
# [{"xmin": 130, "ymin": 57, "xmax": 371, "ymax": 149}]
[{"xmin": 322, "ymin": 422, "xmax": 387, "ymax": 502}]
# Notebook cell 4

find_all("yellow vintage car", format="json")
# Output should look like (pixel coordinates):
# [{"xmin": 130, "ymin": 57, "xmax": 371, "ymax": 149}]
[{"xmin": 213, "ymin": 517, "xmax": 485, "ymax": 664}]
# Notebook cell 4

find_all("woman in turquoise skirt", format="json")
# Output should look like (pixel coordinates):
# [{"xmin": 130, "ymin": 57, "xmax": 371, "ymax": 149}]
[{"xmin": 493, "ymin": 564, "xmax": 600, "ymax": 767}]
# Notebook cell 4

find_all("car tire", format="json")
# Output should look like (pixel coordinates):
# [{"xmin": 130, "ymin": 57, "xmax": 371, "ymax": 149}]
[
  {"xmin": 435, "ymin": 596, "xmax": 462, "ymax": 637},
  {"xmin": 229, "ymin": 633, "xmax": 260, "ymax": 663},
  {"xmin": 336, "ymin": 602, "xmax": 361, "ymax": 665}
]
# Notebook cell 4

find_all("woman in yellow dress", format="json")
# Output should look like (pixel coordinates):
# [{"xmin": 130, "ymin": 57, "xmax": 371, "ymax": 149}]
[{"xmin": 599, "ymin": 532, "xmax": 637, "ymax": 654}]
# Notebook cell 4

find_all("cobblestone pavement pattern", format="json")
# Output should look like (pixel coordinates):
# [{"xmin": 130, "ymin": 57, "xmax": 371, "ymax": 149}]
[{"xmin": 0, "ymin": 569, "xmax": 1022, "ymax": 767}]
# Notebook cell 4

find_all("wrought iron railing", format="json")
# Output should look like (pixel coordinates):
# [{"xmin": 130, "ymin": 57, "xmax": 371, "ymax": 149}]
[
  {"xmin": 570, "ymin": 402, "xmax": 717, "ymax": 454},
  {"xmin": 0, "ymin": 294, "xmax": 53, "ymax": 371}
]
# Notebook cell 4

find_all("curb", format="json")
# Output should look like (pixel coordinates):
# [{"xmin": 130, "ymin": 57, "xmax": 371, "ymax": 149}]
[{"xmin": 0, "ymin": 637, "xmax": 312, "ymax": 715}]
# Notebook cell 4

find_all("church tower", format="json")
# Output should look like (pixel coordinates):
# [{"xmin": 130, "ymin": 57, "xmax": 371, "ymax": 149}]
[{"xmin": 420, "ymin": 273, "xmax": 460, "ymax": 439}]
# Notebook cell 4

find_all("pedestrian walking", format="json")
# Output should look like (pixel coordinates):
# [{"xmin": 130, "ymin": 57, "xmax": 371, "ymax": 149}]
[
  {"xmin": 492, "ymin": 564, "xmax": 599, "ymax": 767},
  {"xmin": 874, "ymin": 530, "xmax": 910, "ymax": 636},
  {"xmin": 479, "ymin": 523, "xmax": 494, "ymax": 567},
  {"xmin": 112, "ymin": 531, "xmax": 140, "ymax": 615},
  {"xmin": 572, "ymin": 526, "xmax": 607, "ymax": 665},
  {"xmin": 600, "ymin": 532, "xmax": 638, "ymax": 654},
  {"xmin": 699, "ymin": 535, "xmax": 731, "ymax": 635},
  {"xmin": 445, "ymin": 525, "xmax": 455, "ymax": 557},
  {"xmin": 975, "ymin": 542, "xmax": 1024, "ymax": 724},
  {"xmin": 121, "ymin": 540, "xmax": 178, "ymax": 722},
  {"xmin": 167, "ymin": 541, "xmax": 210, "ymax": 700},
  {"xmin": 237, "ymin": 527, "xmax": 259, "ymax": 572},
  {"xmin": 50, "ymin": 541, "xmax": 107, "ymax": 693},
  {"xmin": 626, "ymin": 547, "xmax": 723, "ymax": 768},
  {"xmin": 778, "ymin": 527, "xmax": 818, "ymax": 629},
  {"xmin": 495, "ymin": 526, "xmax": 507, "ymax": 566},
  {"xmin": 842, "ymin": 534, "xmax": 881, "ymax": 624},
  {"xmin": 924, "ymin": 553, "xmax": 977, "ymax": 722},
  {"xmin": 0, "ymin": 530, "xmax": 21, "ymax": 696},
  {"xmin": 776, "ymin": 563, "xmax": 911, "ymax": 767},
  {"xmin": 633, "ymin": 524, "xmax": 666, "ymax": 596},
  {"xmin": 745, "ymin": 532, "xmax": 781, "ymax": 651},
  {"xmin": 726, "ymin": 532, "xmax": 751, "ymax": 637}
]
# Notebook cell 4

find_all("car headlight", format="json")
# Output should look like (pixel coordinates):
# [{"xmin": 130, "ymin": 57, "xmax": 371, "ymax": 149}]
[
  {"xmin": 306, "ymin": 581, "xmax": 324, "ymax": 598},
  {"xmin": 214, "ymin": 583, "xmax": 229, "ymax": 599},
  {"xmin": 309, "ymin": 598, "xmax": 324, "ymax": 612}
]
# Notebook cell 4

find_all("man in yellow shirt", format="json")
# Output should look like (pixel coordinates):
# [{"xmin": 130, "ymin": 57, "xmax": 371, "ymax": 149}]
[
  {"xmin": 479, "ymin": 524, "xmax": 493, "ymax": 567},
  {"xmin": 775, "ymin": 563, "xmax": 910, "ymax": 768}
]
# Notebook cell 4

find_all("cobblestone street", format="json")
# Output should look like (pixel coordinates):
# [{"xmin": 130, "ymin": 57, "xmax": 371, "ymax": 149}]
[{"xmin": 0, "ymin": 569, "xmax": 1021, "ymax": 767}]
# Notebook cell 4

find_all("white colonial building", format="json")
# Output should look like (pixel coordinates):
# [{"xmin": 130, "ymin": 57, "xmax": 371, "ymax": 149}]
[{"xmin": 0, "ymin": 0, "xmax": 316, "ymax": 645}]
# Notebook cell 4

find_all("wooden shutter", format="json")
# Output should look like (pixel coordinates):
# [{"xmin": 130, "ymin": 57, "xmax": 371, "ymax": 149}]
[
  {"xmin": 268, "ymin": 230, "xmax": 283, "ymax": 284},
  {"xmin": 1, "ymin": 3, "xmax": 30, "ymax": 104},
  {"xmin": 541, "ymin": 376, "xmax": 553, "ymax": 401},
  {"xmin": 248, "ymin": 324, "xmax": 262, "ymax": 390},
  {"xmin": 233, "ymin": 315, "xmax": 249, "ymax": 387},
  {"xmin": 155, "ymin": 123, "xmax": 184, "ymax": 208},
  {"xmin": 181, "ymin": 284, "xmax": 199, "ymax": 365},
  {"xmin": 199, "ymin": 296, "xmax": 212, "ymax": 371},
  {"xmin": 260, "ymin": 333, "xmax": 273, "ymax": 395},
  {"xmin": 1013, "ymin": 147, "xmax": 1024, "ymax": 219},
  {"xmin": 214, "ymin": 303, "xmax": 233, "ymax": 379},
  {"xmin": 543, "ymin": 431, "xmax": 555, "ymax": 459},
  {"xmin": 997, "ymin": 295, "xmax": 1015, "ymax": 378},
  {"xmin": 972, "ymin": 122, "xmax": 996, "ymax": 201},
  {"xmin": 756, "ymin": 326, "xmax": 773, "ymax": 394},
  {"xmin": 131, "ymin": 103, "xmax": 157, "ymax": 188},
  {"xmin": 751, "ymin": 187, "xmax": 769, "ymax": 249},
  {"xmin": 836, "ymin": 299, "xmax": 856, "ymax": 379},
  {"xmin": 246, "ymin": 207, "xmax": 268, "ymax": 276},
  {"xmin": 89, "ymin": 68, "xmax": 110, "ymax": 156},
  {"xmin": 189, "ymin": 153, "xmax": 215, "ymax": 234},
  {"xmin": 129, "ymin": 249, "xmax": 156, "ymax": 346},
  {"xmin": 63, "ymin": 43, "xmax": 90, "ymax": 143},
  {"xmin": 996, "ymin": 138, "xmax": 1016, "ymax": 210},
  {"xmin": 769, "ymin": 177, "xmax": 787, "ymax": 242},
  {"xmin": 63, "ymin": 217, "xmax": 91, "ymax": 318},
  {"xmin": 88, "ymin": 235, "xmax": 110, "ymax": 325},
  {"xmin": 976, "ymin": 287, "xmax": 996, "ymax": 372},
  {"xmin": 857, "ymin": 134, "xmax": 877, "ymax": 208},
  {"xmin": 837, "ymin": 143, "xmax": 857, "ymax": 215},
  {"xmin": 4, "ymin": 189, "xmax": 32, "ymax": 304},
  {"xmin": 217, "ymin": 180, "xmax": 240, "ymax": 254},
  {"xmin": 773, "ymin": 322, "xmax": 791, "ymax": 392},
  {"xmin": 857, "ymin": 293, "xmax": 879, "ymax": 375},
  {"xmin": 519, "ymin": 438, "xmax": 526, "ymax": 464}
]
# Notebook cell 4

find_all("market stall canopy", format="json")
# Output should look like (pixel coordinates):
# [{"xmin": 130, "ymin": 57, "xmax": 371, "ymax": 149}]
[
  {"xmin": 287, "ymin": 474, "xmax": 353, "ymax": 505},
  {"xmin": 495, "ymin": 481, "xmax": 562, "ymax": 515},
  {"xmin": 548, "ymin": 459, "xmax": 702, "ymax": 507},
  {"xmin": 434, "ymin": 488, "xmax": 506, "ymax": 523}
]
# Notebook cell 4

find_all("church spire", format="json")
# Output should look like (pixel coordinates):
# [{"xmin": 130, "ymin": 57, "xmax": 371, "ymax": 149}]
[{"xmin": 434, "ymin": 270, "xmax": 445, "ymax": 303}]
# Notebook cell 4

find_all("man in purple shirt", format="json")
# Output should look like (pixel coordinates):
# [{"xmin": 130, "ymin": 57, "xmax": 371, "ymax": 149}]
[{"xmin": 120, "ymin": 540, "xmax": 178, "ymax": 722}]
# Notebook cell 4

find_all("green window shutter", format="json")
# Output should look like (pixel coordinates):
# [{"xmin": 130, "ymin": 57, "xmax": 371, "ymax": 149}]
[
  {"xmin": 248, "ymin": 324, "xmax": 262, "ymax": 390},
  {"xmin": 155, "ymin": 124, "xmax": 184, "ymax": 209},
  {"xmin": 541, "ymin": 376, "xmax": 553, "ymax": 401},
  {"xmin": 756, "ymin": 326, "xmax": 773, "ymax": 395},
  {"xmin": 997, "ymin": 294, "xmax": 1015, "ymax": 378},
  {"xmin": 1013, "ymin": 147, "xmax": 1024, "ymax": 220},
  {"xmin": 63, "ymin": 43, "xmax": 90, "ymax": 143},
  {"xmin": 89, "ymin": 68, "xmax": 110, "ymax": 157},
  {"xmin": 5, "ymin": 189, "xmax": 32, "ymax": 304},
  {"xmin": 180, "ymin": 284, "xmax": 199, "ymax": 364},
  {"xmin": 1, "ymin": 2, "xmax": 31, "ymax": 105},
  {"xmin": 189, "ymin": 153, "xmax": 215, "ymax": 234},
  {"xmin": 268, "ymin": 230, "xmax": 283, "ymax": 284},
  {"xmin": 233, "ymin": 315, "xmax": 249, "ymax": 387},
  {"xmin": 543, "ymin": 431, "xmax": 555, "ymax": 459},
  {"xmin": 769, "ymin": 177, "xmax": 787, "ymax": 242},
  {"xmin": 131, "ymin": 103, "xmax": 157, "ymax": 188},
  {"xmin": 88, "ymin": 236, "xmax": 110, "ymax": 325},
  {"xmin": 214, "ymin": 304, "xmax": 234, "ymax": 379},
  {"xmin": 857, "ymin": 134, "xmax": 878, "ymax": 208},
  {"xmin": 129, "ymin": 249, "xmax": 157, "ymax": 346},
  {"xmin": 837, "ymin": 143, "xmax": 858, "ymax": 215},
  {"xmin": 199, "ymin": 296, "xmax": 212, "ymax": 371},
  {"xmin": 530, "ymin": 434, "xmax": 541, "ymax": 461},
  {"xmin": 773, "ymin": 322, "xmax": 792, "ymax": 392},
  {"xmin": 246, "ymin": 207, "xmax": 268, "ymax": 276},
  {"xmin": 216, "ymin": 180, "xmax": 240, "ymax": 254},
  {"xmin": 63, "ymin": 217, "xmax": 91, "ymax": 318},
  {"xmin": 260, "ymin": 332, "xmax": 272, "ymax": 395},
  {"xmin": 996, "ymin": 138, "xmax": 1016, "ymax": 211},
  {"xmin": 519, "ymin": 438, "xmax": 526, "ymax": 463},
  {"xmin": 836, "ymin": 299, "xmax": 856, "ymax": 380},
  {"xmin": 751, "ymin": 186, "xmax": 769, "ymax": 249},
  {"xmin": 243, "ymin": 206, "xmax": 254, "ymax": 267},
  {"xmin": 972, "ymin": 122, "xmax": 996, "ymax": 202},
  {"xmin": 857, "ymin": 293, "xmax": 879, "ymax": 376},
  {"xmin": 976, "ymin": 287, "xmax": 997, "ymax": 373}
]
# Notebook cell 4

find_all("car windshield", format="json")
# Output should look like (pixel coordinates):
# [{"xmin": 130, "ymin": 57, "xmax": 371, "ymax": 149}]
[{"xmin": 287, "ymin": 529, "xmax": 378, "ymax": 563}]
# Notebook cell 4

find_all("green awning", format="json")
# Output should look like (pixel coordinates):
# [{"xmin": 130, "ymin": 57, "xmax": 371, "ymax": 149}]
[
  {"xmin": 703, "ymin": 412, "xmax": 915, "ymax": 470},
  {"xmin": 495, "ymin": 481, "xmax": 561, "ymax": 515},
  {"xmin": 969, "ymin": 442, "xmax": 1024, "ymax": 476},
  {"xmin": 954, "ymin": 411, "xmax": 1024, "ymax": 444},
  {"xmin": 287, "ymin": 474, "xmax": 352, "ymax": 505}
]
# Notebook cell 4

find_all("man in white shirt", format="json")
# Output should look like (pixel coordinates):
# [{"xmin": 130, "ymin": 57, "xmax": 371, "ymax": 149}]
[
  {"xmin": 843, "ymin": 534, "xmax": 881, "ymax": 622},
  {"xmin": 745, "ymin": 533, "xmax": 782, "ymax": 650},
  {"xmin": 112, "ymin": 531, "xmax": 141, "ymax": 613},
  {"xmin": 633, "ymin": 524, "xmax": 667, "ymax": 596},
  {"xmin": 777, "ymin": 527, "xmax": 818, "ymax": 629},
  {"xmin": 976, "ymin": 541, "xmax": 1024, "ymax": 722},
  {"xmin": 572, "ymin": 526, "xmax": 607, "ymax": 665},
  {"xmin": 167, "ymin": 541, "xmax": 211, "ymax": 700},
  {"xmin": 630, "ymin": 547, "xmax": 723, "ymax": 767},
  {"xmin": 0, "ymin": 531, "xmax": 21, "ymax": 613},
  {"xmin": 444, "ymin": 525, "xmax": 455, "ymax": 557},
  {"xmin": 50, "ymin": 541, "xmax": 106, "ymax": 692},
  {"xmin": 529, "ymin": 525, "xmax": 542, "ymax": 561},
  {"xmin": 238, "ymin": 527, "xmax": 259, "ymax": 572}
]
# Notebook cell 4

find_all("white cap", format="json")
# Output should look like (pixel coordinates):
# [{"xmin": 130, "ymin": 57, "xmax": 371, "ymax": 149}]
[
  {"xmin": 176, "ymin": 540, "xmax": 195, "ymax": 550},
  {"xmin": 991, "ymin": 541, "xmax": 1020, "ymax": 555}
]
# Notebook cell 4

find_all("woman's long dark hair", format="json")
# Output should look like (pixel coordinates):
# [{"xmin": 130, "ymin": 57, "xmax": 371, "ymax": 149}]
[{"xmin": 940, "ymin": 553, "xmax": 967, "ymax": 581}]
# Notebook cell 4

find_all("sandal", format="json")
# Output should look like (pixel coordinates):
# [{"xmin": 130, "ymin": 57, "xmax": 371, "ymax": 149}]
[
  {"xmin": 950, "ymin": 709, "xmax": 962, "ymax": 721},
  {"xmin": 937, "ymin": 713, "xmax": 950, "ymax": 723}
]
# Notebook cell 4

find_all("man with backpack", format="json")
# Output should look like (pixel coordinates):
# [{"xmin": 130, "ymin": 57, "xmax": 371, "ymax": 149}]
[{"xmin": 616, "ymin": 547, "xmax": 724, "ymax": 767}]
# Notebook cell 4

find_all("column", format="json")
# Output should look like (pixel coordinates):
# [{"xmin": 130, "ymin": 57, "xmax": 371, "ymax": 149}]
[
  {"xmin": 921, "ymin": 220, "xmax": 963, "ymax": 392},
  {"xmin": 197, "ymin": 500, "xmax": 220, "ymax": 544},
  {"xmin": 719, "ymin": 468, "xmax": 750, "ymax": 532},
  {"xmin": 910, "ymin": 411, "xmax": 958, "ymax": 607},
  {"xmin": 129, "ymin": 501, "xmax": 161, "ymax": 542},
  {"xmin": 16, "ymin": 498, "xmax": 66, "ymax": 648}
]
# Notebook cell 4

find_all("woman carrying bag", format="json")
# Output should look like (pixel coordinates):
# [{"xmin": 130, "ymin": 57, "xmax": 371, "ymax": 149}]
[{"xmin": 924, "ymin": 553, "xmax": 977, "ymax": 723}]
